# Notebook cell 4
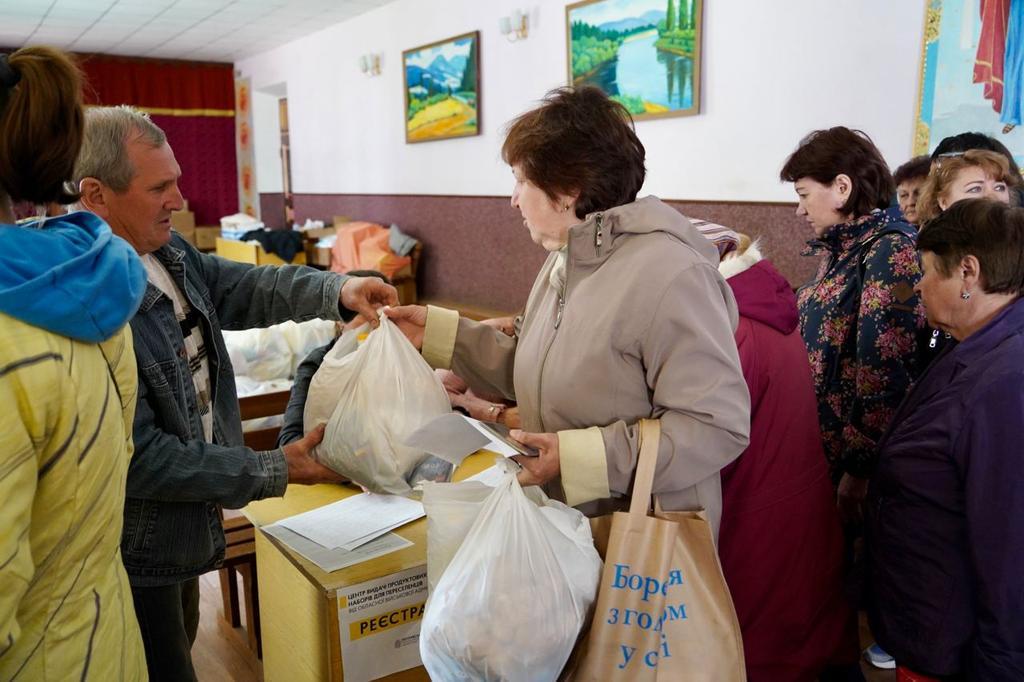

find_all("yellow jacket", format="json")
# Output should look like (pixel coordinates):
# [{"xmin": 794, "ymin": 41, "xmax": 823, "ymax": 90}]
[{"xmin": 0, "ymin": 313, "xmax": 146, "ymax": 680}]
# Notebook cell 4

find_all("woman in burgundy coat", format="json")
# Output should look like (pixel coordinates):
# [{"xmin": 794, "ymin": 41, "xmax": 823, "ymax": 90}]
[{"xmin": 716, "ymin": 237, "xmax": 855, "ymax": 681}]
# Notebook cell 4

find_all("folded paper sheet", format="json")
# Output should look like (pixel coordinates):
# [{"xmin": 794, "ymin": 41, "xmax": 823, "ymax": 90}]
[{"xmin": 274, "ymin": 493, "xmax": 424, "ymax": 551}]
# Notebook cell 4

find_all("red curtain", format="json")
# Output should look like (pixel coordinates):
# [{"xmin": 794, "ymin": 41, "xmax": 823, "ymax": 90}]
[{"xmin": 78, "ymin": 54, "xmax": 237, "ymax": 225}]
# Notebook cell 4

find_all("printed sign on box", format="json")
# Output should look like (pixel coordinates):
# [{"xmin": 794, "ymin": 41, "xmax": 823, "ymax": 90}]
[{"xmin": 336, "ymin": 564, "xmax": 428, "ymax": 681}]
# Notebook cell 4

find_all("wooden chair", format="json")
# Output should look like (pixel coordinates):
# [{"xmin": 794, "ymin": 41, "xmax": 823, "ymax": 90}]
[{"xmin": 218, "ymin": 388, "xmax": 292, "ymax": 658}]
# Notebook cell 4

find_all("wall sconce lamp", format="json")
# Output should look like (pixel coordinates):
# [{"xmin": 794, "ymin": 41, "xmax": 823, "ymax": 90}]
[
  {"xmin": 358, "ymin": 53, "xmax": 381, "ymax": 77},
  {"xmin": 499, "ymin": 9, "xmax": 528, "ymax": 42}
]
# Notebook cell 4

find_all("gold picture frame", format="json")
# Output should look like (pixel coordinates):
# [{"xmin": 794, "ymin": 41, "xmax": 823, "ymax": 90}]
[
  {"xmin": 402, "ymin": 30, "xmax": 481, "ymax": 144},
  {"xmin": 565, "ymin": 0, "xmax": 703, "ymax": 121}
]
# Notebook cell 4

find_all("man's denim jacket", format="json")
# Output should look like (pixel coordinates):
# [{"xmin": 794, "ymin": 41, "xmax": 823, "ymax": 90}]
[{"xmin": 123, "ymin": 234, "xmax": 347, "ymax": 586}]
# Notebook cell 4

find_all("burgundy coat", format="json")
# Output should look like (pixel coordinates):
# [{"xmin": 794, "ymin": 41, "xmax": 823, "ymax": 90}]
[{"xmin": 717, "ymin": 253, "xmax": 853, "ymax": 681}]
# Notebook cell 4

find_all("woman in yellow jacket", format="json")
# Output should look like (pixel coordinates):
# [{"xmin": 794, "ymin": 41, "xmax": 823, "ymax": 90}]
[{"xmin": 0, "ymin": 47, "xmax": 148, "ymax": 679}]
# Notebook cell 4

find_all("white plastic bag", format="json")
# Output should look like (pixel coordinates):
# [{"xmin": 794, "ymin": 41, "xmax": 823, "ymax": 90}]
[
  {"xmin": 421, "ymin": 479, "xmax": 493, "ymax": 593},
  {"xmin": 419, "ymin": 461, "xmax": 603, "ymax": 682},
  {"xmin": 302, "ymin": 323, "xmax": 367, "ymax": 431},
  {"xmin": 223, "ymin": 326, "xmax": 292, "ymax": 381},
  {"xmin": 315, "ymin": 313, "xmax": 451, "ymax": 494},
  {"xmin": 278, "ymin": 318, "xmax": 338, "ymax": 376},
  {"xmin": 225, "ymin": 319, "xmax": 337, "ymax": 381}
]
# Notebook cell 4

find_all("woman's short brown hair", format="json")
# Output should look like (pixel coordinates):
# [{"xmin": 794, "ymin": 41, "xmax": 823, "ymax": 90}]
[
  {"xmin": 917, "ymin": 198, "xmax": 1024, "ymax": 296},
  {"xmin": 0, "ymin": 46, "xmax": 84, "ymax": 206},
  {"xmin": 916, "ymin": 149, "xmax": 1018, "ymax": 224},
  {"xmin": 501, "ymin": 86, "xmax": 645, "ymax": 219},
  {"xmin": 779, "ymin": 126, "xmax": 895, "ymax": 218},
  {"xmin": 893, "ymin": 155, "xmax": 932, "ymax": 187}
]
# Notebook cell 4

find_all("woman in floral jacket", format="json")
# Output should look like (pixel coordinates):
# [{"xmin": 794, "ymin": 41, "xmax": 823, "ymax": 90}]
[{"xmin": 781, "ymin": 127, "xmax": 924, "ymax": 524}]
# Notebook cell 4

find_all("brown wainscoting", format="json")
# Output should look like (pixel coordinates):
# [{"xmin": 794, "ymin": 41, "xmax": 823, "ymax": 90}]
[
  {"xmin": 259, "ymin": 193, "xmax": 287, "ymax": 229},
  {"xmin": 664, "ymin": 199, "xmax": 821, "ymax": 289},
  {"xmin": 265, "ymin": 193, "xmax": 822, "ymax": 311}
]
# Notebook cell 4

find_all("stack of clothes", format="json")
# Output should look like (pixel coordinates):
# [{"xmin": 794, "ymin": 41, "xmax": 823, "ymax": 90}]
[
  {"xmin": 330, "ymin": 221, "xmax": 418, "ymax": 279},
  {"xmin": 219, "ymin": 212, "xmax": 264, "ymax": 241}
]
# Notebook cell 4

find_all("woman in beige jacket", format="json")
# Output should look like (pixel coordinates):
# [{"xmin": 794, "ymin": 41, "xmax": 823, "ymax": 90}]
[{"xmin": 387, "ymin": 87, "xmax": 749, "ymax": 535}]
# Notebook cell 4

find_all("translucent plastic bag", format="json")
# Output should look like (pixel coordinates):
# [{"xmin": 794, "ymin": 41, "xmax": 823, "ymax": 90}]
[
  {"xmin": 277, "ymin": 319, "xmax": 338, "ymax": 376},
  {"xmin": 225, "ymin": 319, "xmax": 337, "ymax": 381},
  {"xmin": 316, "ymin": 313, "xmax": 451, "ymax": 494},
  {"xmin": 420, "ymin": 461, "xmax": 603, "ymax": 681},
  {"xmin": 223, "ymin": 326, "xmax": 292, "ymax": 381},
  {"xmin": 302, "ymin": 323, "xmax": 366, "ymax": 432},
  {"xmin": 421, "ymin": 479, "xmax": 493, "ymax": 593}
]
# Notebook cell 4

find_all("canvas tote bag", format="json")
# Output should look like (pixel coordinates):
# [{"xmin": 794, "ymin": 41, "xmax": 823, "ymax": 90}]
[{"xmin": 571, "ymin": 419, "xmax": 746, "ymax": 681}]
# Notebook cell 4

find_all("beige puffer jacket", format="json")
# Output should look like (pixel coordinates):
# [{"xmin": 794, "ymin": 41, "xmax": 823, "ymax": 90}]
[{"xmin": 426, "ymin": 196, "xmax": 751, "ymax": 537}]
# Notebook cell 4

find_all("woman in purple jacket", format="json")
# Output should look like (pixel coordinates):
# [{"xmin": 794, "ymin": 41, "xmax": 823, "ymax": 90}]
[{"xmin": 867, "ymin": 198, "xmax": 1024, "ymax": 681}]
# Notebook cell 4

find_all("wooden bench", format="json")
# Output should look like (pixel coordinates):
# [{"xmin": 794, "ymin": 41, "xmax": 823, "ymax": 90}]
[{"xmin": 219, "ymin": 388, "xmax": 292, "ymax": 658}]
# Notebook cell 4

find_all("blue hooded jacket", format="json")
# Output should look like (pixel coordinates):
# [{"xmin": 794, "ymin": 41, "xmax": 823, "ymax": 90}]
[{"xmin": 0, "ymin": 211, "xmax": 146, "ymax": 342}]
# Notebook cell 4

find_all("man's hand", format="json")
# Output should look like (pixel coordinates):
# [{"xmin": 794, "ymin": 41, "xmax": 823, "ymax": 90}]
[
  {"xmin": 510, "ymin": 430, "xmax": 560, "ymax": 487},
  {"xmin": 837, "ymin": 472, "xmax": 869, "ymax": 524},
  {"xmin": 383, "ymin": 305, "xmax": 428, "ymax": 350},
  {"xmin": 282, "ymin": 423, "xmax": 346, "ymax": 485},
  {"xmin": 340, "ymin": 276, "xmax": 399, "ymax": 327}
]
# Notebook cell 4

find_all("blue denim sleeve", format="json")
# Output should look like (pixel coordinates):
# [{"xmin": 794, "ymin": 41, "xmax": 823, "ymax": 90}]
[
  {"xmin": 127, "ymin": 376, "xmax": 289, "ymax": 508},
  {"xmin": 277, "ymin": 338, "xmax": 337, "ymax": 447},
  {"xmin": 193, "ymin": 251, "xmax": 349, "ymax": 330},
  {"xmin": 962, "ymin": 370, "xmax": 1024, "ymax": 680}
]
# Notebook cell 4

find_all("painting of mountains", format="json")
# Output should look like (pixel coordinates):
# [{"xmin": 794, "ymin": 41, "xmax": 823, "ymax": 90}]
[
  {"xmin": 567, "ymin": 0, "xmax": 702, "ymax": 120},
  {"xmin": 403, "ymin": 31, "xmax": 480, "ymax": 143}
]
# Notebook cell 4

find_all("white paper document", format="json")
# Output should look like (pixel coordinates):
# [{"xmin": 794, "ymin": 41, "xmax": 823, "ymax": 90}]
[
  {"xmin": 274, "ymin": 493, "xmax": 424, "ymax": 551},
  {"xmin": 463, "ymin": 465, "xmax": 508, "ymax": 487},
  {"xmin": 261, "ymin": 525, "xmax": 412, "ymax": 573},
  {"xmin": 404, "ymin": 412, "xmax": 537, "ymax": 464}
]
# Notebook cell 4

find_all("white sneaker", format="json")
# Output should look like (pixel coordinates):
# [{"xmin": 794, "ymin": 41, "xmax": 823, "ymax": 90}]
[{"xmin": 863, "ymin": 643, "xmax": 896, "ymax": 669}]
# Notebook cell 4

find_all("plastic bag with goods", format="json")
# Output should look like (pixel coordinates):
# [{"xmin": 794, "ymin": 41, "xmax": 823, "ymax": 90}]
[
  {"xmin": 421, "ymin": 479, "xmax": 493, "ymax": 593},
  {"xmin": 224, "ymin": 319, "xmax": 336, "ymax": 381},
  {"xmin": 419, "ymin": 460, "xmax": 603, "ymax": 681},
  {"xmin": 222, "ymin": 326, "xmax": 292, "ymax": 381},
  {"xmin": 303, "ymin": 323, "xmax": 365, "ymax": 431},
  {"xmin": 314, "ymin": 312, "xmax": 452, "ymax": 494}
]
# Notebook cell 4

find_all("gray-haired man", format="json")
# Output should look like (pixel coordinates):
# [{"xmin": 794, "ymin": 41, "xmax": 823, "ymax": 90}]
[{"xmin": 74, "ymin": 106, "xmax": 394, "ymax": 680}]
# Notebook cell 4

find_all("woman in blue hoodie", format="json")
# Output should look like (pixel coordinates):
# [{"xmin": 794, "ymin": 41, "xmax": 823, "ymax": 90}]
[{"xmin": 0, "ymin": 47, "xmax": 148, "ymax": 680}]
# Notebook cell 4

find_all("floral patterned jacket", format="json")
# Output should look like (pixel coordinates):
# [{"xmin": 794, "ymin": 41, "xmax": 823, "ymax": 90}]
[{"xmin": 797, "ymin": 210, "xmax": 924, "ymax": 483}]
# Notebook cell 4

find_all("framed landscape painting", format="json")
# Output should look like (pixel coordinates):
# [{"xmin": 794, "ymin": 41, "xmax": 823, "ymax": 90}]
[
  {"xmin": 914, "ymin": 0, "xmax": 1024, "ymax": 165},
  {"xmin": 566, "ymin": 0, "xmax": 703, "ymax": 121},
  {"xmin": 402, "ymin": 31, "xmax": 480, "ymax": 143}
]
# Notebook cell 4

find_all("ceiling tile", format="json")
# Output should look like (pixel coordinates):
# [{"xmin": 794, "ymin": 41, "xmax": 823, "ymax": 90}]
[{"xmin": 3, "ymin": 0, "xmax": 402, "ymax": 59}]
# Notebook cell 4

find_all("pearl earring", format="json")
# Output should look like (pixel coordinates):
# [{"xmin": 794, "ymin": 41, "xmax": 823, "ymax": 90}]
[{"xmin": 961, "ymin": 291, "xmax": 971, "ymax": 300}]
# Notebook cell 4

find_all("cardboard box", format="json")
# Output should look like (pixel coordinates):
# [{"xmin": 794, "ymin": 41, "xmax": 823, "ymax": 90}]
[
  {"xmin": 195, "ymin": 226, "xmax": 221, "ymax": 251},
  {"xmin": 216, "ymin": 237, "xmax": 307, "ymax": 266},
  {"xmin": 302, "ymin": 227, "xmax": 336, "ymax": 240},
  {"xmin": 394, "ymin": 278, "xmax": 417, "ymax": 305},
  {"xmin": 176, "ymin": 226, "xmax": 196, "ymax": 246},
  {"xmin": 332, "ymin": 215, "xmax": 350, "ymax": 227},
  {"xmin": 304, "ymin": 243, "xmax": 333, "ymax": 267},
  {"xmin": 170, "ymin": 208, "xmax": 195, "ymax": 233}
]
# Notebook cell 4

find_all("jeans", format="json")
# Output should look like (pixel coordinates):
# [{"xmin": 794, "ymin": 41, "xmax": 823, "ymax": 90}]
[{"xmin": 132, "ymin": 578, "xmax": 201, "ymax": 682}]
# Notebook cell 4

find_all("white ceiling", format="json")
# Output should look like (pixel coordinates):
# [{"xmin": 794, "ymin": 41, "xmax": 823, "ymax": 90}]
[{"xmin": 0, "ymin": 0, "xmax": 398, "ymax": 63}]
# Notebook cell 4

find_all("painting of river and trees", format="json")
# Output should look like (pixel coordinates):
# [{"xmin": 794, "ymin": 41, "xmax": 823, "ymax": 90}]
[
  {"xmin": 567, "ymin": 0, "xmax": 702, "ymax": 120},
  {"xmin": 403, "ymin": 31, "xmax": 480, "ymax": 143}
]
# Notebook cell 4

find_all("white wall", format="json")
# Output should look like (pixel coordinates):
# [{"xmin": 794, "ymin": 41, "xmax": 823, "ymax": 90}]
[
  {"xmin": 237, "ymin": 0, "xmax": 926, "ymax": 202},
  {"xmin": 252, "ymin": 88, "xmax": 284, "ymax": 194}
]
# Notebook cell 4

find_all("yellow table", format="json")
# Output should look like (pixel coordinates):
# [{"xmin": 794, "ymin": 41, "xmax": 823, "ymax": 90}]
[{"xmin": 243, "ymin": 452, "xmax": 496, "ymax": 682}]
